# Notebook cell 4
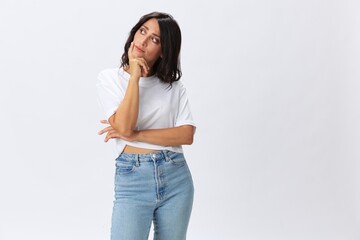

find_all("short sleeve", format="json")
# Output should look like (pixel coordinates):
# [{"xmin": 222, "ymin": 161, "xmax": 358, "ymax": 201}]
[
  {"xmin": 96, "ymin": 70, "xmax": 123, "ymax": 121},
  {"xmin": 175, "ymin": 82, "xmax": 197, "ymax": 133}
]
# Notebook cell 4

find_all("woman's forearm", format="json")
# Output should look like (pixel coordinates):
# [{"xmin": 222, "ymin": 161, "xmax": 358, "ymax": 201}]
[
  {"xmin": 109, "ymin": 77, "xmax": 139, "ymax": 137},
  {"xmin": 134, "ymin": 125, "xmax": 195, "ymax": 146}
]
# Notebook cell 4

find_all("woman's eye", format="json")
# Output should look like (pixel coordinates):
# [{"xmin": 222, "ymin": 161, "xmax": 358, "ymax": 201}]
[
  {"xmin": 152, "ymin": 37, "xmax": 160, "ymax": 44},
  {"xmin": 139, "ymin": 28, "xmax": 145, "ymax": 34}
]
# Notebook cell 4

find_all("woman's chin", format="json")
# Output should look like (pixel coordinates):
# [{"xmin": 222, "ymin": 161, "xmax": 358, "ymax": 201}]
[{"xmin": 133, "ymin": 51, "xmax": 145, "ymax": 58}]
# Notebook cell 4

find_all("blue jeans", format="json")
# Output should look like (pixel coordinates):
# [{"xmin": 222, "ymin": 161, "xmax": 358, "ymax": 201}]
[{"xmin": 110, "ymin": 150, "xmax": 194, "ymax": 240}]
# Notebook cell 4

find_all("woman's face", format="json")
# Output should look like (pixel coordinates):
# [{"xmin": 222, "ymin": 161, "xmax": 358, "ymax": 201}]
[{"xmin": 132, "ymin": 18, "xmax": 162, "ymax": 68}]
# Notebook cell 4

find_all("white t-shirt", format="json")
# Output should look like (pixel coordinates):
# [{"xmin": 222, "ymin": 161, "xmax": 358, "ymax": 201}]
[{"xmin": 96, "ymin": 67, "xmax": 196, "ymax": 155}]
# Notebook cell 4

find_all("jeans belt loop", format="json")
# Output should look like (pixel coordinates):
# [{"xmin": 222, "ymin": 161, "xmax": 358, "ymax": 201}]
[
  {"xmin": 135, "ymin": 154, "xmax": 140, "ymax": 167},
  {"xmin": 163, "ymin": 150, "xmax": 171, "ymax": 162}
]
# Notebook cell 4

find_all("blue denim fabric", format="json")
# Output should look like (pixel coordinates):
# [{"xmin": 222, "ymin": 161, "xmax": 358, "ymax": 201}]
[{"xmin": 110, "ymin": 150, "xmax": 194, "ymax": 240}]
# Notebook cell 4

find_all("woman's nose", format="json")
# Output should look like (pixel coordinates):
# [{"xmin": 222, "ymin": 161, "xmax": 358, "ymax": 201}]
[{"xmin": 140, "ymin": 36, "xmax": 149, "ymax": 46}]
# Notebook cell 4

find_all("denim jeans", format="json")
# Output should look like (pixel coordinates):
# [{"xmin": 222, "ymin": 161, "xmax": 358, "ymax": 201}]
[{"xmin": 110, "ymin": 150, "xmax": 194, "ymax": 240}]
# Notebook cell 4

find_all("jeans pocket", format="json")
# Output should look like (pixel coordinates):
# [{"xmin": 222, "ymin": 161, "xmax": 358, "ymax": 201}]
[
  {"xmin": 115, "ymin": 159, "xmax": 136, "ymax": 175},
  {"xmin": 168, "ymin": 152, "xmax": 186, "ymax": 167}
]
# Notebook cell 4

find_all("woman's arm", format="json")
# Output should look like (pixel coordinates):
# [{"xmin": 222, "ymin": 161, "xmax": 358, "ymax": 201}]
[
  {"xmin": 98, "ymin": 120, "xmax": 195, "ymax": 146},
  {"xmin": 134, "ymin": 125, "xmax": 194, "ymax": 146},
  {"xmin": 108, "ymin": 77, "xmax": 139, "ymax": 137},
  {"xmin": 108, "ymin": 42, "xmax": 149, "ymax": 137}
]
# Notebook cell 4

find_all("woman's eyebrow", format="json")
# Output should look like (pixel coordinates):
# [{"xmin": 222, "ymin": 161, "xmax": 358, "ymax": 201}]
[{"xmin": 142, "ymin": 24, "xmax": 160, "ymax": 38}]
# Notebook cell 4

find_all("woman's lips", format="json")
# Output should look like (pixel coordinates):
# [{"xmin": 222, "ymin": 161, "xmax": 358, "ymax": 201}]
[{"xmin": 134, "ymin": 45, "xmax": 145, "ymax": 53}]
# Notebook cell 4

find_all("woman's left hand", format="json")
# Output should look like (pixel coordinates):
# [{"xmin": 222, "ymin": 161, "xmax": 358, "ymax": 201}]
[{"xmin": 98, "ymin": 120, "xmax": 137, "ymax": 142}]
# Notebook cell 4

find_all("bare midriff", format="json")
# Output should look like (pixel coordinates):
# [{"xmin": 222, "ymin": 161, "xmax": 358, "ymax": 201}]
[{"xmin": 122, "ymin": 145, "xmax": 159, "ymax": 154}]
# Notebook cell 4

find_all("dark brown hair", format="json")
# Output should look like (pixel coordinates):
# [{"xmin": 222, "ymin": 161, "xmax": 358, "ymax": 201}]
[{"xmin": 120, "ymin": 12, "xmax": 182, "ymax": 87}]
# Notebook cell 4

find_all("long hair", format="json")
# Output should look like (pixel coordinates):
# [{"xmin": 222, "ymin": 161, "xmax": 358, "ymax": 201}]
[{"xmin": 120, "ymin": 12, "xmax": 182, "ymax": 86}]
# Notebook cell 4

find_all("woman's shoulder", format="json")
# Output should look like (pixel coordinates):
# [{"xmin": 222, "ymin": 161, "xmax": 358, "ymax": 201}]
[
  {"xmin": 157, "ymin": 80, "xmax": 185, "ymax": 95},
  {"xmin": 97, "ymin": 67, "xmax": 128, "ymax": 87},
  {"xmin": 97, "ymin": 67, "xmax": 120, "ymax": 80},
  {"xmin": 171, "ymin": 79, "xmax": 190, "ymax": 93},
  {"xmin": 167, "ymin": 79, "xmax": 186, "ymax": 89}
]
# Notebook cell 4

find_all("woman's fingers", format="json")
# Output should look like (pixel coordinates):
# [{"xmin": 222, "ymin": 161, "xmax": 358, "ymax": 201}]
[
  {"xmin": 104, "ymin": 130, "xmax": 119, "ymax": 142},
  {"xmin": 139, "ymin": 58, "xmax": 150, "ymax": 71},
  {"xmin": 99, "ymin": 125, "xmax": 135, "ymax": 142},
  {"xmin": 128, "ymin": 42, "xmax": 135, "ymax": 60},
  {"xmin": 98, "ymin": 125, "xmax": 113, "ymax": 135},
  {"xmin": 98, "ymin": 122, "xmax": 124, "ymax": 142},
  {"xmin": 136, "ymin": 58, "xmax": 150, "ymax": 75},
  {"xmin": 128, "ymin": 42, "xmax": 150, "ymax": 77},
  {"xmin": 129, "ymin": 58, "xmax": 149, "ymax": 77},
  {"xmin": 98, "ymin": 119, "xmax": 124, "ymax": 142},
  {"xmin": 105, "ymin": 129, "xmax": 121, "ymax": 142}
]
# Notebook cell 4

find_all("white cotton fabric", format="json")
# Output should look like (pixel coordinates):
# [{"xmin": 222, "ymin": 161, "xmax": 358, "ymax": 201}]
[{"xmin": 96, "ymin": 67, "xmax": 196, "ymax": 155}]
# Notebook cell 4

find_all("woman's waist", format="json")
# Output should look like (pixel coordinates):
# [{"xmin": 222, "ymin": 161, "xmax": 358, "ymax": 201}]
[
  {"xmin": 123, "ymin": 145, "xmax": 159, "ymax": 154},
  {"xmin": 116, "ymin": 140, "xmax": 183, "ymax": 155}
]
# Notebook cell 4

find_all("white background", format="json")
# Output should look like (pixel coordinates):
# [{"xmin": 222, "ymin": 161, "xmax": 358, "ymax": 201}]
[{"xmin": 1, "ymin": 0, "xmax": 359, "ymax": 239}]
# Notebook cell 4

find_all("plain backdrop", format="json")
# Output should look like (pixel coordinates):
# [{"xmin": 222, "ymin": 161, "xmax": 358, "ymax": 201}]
[{"xmin": 0, "ymin": 0, "xmax": 359, "ymax": 239}]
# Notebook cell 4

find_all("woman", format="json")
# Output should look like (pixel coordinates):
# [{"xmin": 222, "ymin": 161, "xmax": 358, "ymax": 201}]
[{"xmin": 96, "ymin": 12, "xmax": 196, "ymax": 240}]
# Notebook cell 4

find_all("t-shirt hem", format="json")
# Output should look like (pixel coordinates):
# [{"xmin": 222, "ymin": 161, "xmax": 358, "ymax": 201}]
[{"xmin": 114, "ymin": 140, "xmax": 184, "ymax": 157}]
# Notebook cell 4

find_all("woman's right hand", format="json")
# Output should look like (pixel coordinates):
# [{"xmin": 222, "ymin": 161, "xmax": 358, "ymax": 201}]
[
  {"xmin": 127, "ymin": 42, "xmax": 150, "ymax": 79},
  {"xmin": 98, "ymin": 120, "xmax": 137, "ymax": 142}
]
